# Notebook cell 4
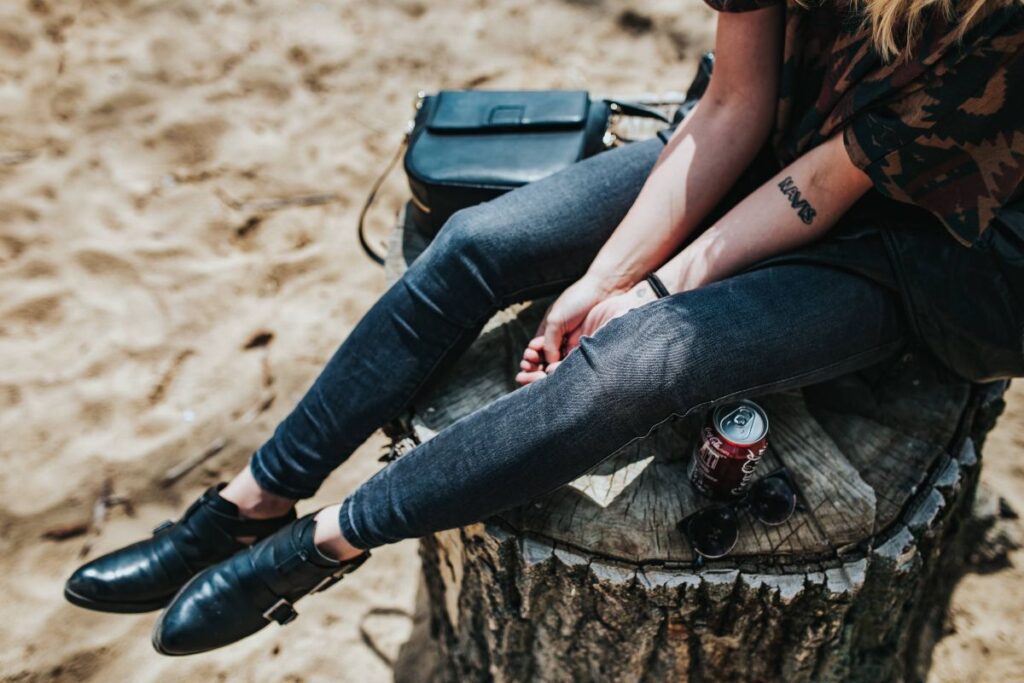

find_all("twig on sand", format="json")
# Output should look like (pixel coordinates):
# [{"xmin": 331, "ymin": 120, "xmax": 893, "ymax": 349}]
[
  {"xmin": 160, "ymin": 437, "xmax": 231, "ymax": 488},
  {"xmin": 358, "ymin": 606, "xmax": 414, "ymax": 668},
  {"xmin": 159, "ymin": 392, "xmax": 276, "ymax": 488},
  {"xmin": 41, "ymin": 521, "xmax": 90, "ymax": 541},
  {"xmin": 49, "ymin": 391, "xmax": 276, "ymax": 550},
  {"xmin": 77, "ymin": 478, "xmax": 135, "ymax": 557},
  {"xmin": 215, "ymin": 188, "xmax": 338, "ymax": 213},
  {"xmin": 42, "ymin": 477, "xmax": 135, "ymax": 551}
]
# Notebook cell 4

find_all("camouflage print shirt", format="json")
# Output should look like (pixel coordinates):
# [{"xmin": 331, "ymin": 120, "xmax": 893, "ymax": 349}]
[{"xmin": 703, "ymin": 0, "xmax": 1024, "ymax": 381}]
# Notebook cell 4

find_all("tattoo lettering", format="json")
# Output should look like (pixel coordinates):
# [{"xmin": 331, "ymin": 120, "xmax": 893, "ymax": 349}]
[{"xmin": 777, "ymin": 176, "xmax": 817, "ymax": 225}]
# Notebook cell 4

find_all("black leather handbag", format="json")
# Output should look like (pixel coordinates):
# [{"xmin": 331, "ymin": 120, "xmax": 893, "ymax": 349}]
[
  {"xmin": 358, "ymin": 53, "xmax": 714, "ymax": 264},
  {"xmin": 404, "ymin": 91, "xmax": 671, "ymax": 236}
]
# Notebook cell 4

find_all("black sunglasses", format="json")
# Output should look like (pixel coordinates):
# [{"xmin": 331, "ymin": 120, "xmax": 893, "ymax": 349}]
[{"xmin": 676, "ymin": 468, "xmax": 804, "ymax": 561}]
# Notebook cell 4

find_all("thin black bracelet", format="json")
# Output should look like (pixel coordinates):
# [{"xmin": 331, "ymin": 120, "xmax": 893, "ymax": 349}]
[{"xmin": 645, "ymin": 272, "xmax": 670, "ymax": 299}]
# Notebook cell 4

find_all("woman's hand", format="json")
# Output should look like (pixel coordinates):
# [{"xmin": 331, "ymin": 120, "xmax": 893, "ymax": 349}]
[
  {"xmin": 516, "ymin": 276, "xmax": 612, "ymax": 383},
  {"xmin": 516, "ymin": 280, "xmax": 657, "ymax": 385}
]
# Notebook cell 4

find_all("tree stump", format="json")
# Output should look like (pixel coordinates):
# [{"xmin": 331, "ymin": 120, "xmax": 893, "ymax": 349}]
[{"xmin": 384, "ymin": 210, "xmax": 1009, "ymax": 683}]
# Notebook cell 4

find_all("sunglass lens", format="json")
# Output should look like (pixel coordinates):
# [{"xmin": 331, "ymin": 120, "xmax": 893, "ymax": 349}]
[
  {"xmin": 686, "ymin": 507, "xmax": 739, "ymax": 559},
  {"xmin": 749, "ymin": 476, "xmax": 797, "ymax": 525}
]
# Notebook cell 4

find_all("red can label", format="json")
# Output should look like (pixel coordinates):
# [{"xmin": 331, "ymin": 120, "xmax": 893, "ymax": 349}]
[{"xmin": 688, "ymin": 401, "xmax": 769, "ymax": 500}]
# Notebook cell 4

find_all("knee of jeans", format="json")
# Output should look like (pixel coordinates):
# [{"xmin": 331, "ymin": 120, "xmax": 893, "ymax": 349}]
[
  {"xmin": 427, "ymin": 206, "xmax": 507, "ymax": 302},
  {"xmin": 575, "ymin": 301, "xmax": 702, "ymax": 418}
]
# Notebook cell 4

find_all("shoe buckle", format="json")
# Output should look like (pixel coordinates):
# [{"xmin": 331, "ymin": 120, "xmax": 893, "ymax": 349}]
[
  {"xmin": 310, "ymin": 572, "xmax": 343, "ymax": 594},
  {"xmin": 152, "ymin": 520, "xmax": 175, "ymax": 535},
  {"xmin": 310, "ymin": 553, "xmax": 369, "ymax": 594},
  {"xmin": 262, "ymin": 598, "xmax": 298, "ymax": 625}
]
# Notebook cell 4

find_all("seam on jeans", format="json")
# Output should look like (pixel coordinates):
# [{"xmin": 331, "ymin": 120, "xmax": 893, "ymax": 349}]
[
  {"xmin": 675, "ymin": 337, "xmax": 907, "ymax": 420},
  {"xmin": 341, "ymin": 493, "xmax": 372, "ymax": 549},
  {"xmin": 880, "ymin": 228, "xmax": 927, "ymax": 345},
  {"xmin": 510, "ymin": 336, "xmax": 907, "ymax": 512}
]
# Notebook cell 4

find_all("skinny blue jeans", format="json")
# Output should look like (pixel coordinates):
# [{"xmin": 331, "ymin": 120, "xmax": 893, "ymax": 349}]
[{"xmin": 248, "ymin": 137, "xmax": 907, "ymax": 549}]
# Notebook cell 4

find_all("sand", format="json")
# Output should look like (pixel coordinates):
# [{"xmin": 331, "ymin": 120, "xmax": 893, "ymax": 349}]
[{"xmin": 0, "ymin": 0, "xmax": 1019, "ymax": 681}]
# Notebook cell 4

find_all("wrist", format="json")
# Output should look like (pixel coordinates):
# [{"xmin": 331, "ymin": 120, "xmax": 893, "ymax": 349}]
[
  {"xmin": 581, "ymin": 270, "xmax": 636, "ymax": 297},
  {"xmin": 660, "ymin": 247, "xmax": 706, "ymax": 295},
  {"xmin": 627, "ymin": 279, "xmax": 659, "ymax": 303},
  {"xmin": 644, "ymin": 272, "xmax": 671, "ymax": 298}
]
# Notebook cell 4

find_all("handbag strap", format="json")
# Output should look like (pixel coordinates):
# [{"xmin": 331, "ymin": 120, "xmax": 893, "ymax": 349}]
[
  {"xmin": 603, "ymin": 98, "xmax": 672, "ymax": 123},
  {"xmin": 358, "ymin": 136, "xmax": 409, "ymax": 266}
]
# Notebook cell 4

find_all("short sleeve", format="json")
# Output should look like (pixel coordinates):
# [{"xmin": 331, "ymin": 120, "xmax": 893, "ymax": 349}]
[
  {"xmin": 843, "ymin": 18, "xmax": 1024, "ymax": 246},
  {"xmin": 703, "ymin": 0, "xmax": 781, "ymax": 12}
]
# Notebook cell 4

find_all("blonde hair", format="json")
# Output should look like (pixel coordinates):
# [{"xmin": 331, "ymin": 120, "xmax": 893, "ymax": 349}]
[{"xmin": 845, "ymin": 0, "xmax": 1015, "ymax": 61}]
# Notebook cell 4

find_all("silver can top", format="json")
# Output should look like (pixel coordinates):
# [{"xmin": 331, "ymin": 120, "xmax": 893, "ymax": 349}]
[{"xmin": 713, "ymin": 400, "xmax": 769, "ymax": 446}]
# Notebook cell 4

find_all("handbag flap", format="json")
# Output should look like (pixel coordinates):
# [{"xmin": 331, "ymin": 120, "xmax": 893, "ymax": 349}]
[{"xmin": 427, "ymin": 90, "xmax": 590, "ymax": 132}]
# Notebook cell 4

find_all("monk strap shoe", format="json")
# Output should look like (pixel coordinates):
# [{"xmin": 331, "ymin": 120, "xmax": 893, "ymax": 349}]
[
  {"xmin": 152, "ymin": 513, "xmax": 369, "ymax": 656},
  {"xmin": 64, "ymin": 484, "xmax": 296, "ymax": 613},
  {"xmin": 261, "ymin": 561, "xmax": 364, "ymax": 626}
]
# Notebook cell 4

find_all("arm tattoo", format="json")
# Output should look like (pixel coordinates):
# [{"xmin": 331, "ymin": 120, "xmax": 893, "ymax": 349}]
[{"xmin": 777, "ymin": 176, "xmax": 817, "ymax": 225}]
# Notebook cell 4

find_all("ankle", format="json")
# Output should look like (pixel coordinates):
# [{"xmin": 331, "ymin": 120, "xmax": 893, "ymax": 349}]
[
  {"xmin": 313, "ymin": 505, "xmax": 365, "ymax": 562},
  {"xmin": 220, "ymin": 468, "xmax": 295, "ymax": 520}
]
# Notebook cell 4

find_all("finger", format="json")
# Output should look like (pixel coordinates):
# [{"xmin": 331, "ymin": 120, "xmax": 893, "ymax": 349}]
[
  {"xmin": 516, "ymin": 369, "xmax": 548, "ymax": 385},
  {"xmin": 527, "ymin": 336, "xmax": 545, "ymax": 351},
  {"xmin": 545, "ymin": 360, "xmax": 562, "ymax": 374},
  {"xmin": 520, "ymin": 359, "xmax": 541, "ymax": 372},
  {"xmin": 543, "ymin": 324, "xmax": 564, "ymax": 365},
  {"xmin": 522, "ymin": 347, "xmax": 542, "ymax": 364}
]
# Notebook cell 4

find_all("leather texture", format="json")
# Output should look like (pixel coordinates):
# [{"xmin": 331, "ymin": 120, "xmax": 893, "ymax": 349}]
[
  {"xmin": 63, "ymin": 484, "xmax": 296, "ymax": 613},
  {"xmin": 427, "ymin": 90, "xmax": 590, "ymax": 131},
  {"xmin": 152, "ymin": 513, "xmax": 369, "ymax": 656},
  {"xmin": 404, "ymin": 90, "xmax": 613, "ymax": 236}
]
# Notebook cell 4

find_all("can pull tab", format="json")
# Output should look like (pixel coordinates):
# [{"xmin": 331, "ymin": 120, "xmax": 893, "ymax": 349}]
[{"xmin": 720, "ymin": 405, "xmax": 758, "ymax": 442}]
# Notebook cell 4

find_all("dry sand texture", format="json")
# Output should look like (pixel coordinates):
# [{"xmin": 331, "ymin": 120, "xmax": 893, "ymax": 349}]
[{"xmin": 0, "ymin": 0, "xmax": 1019, "ymax": 681}]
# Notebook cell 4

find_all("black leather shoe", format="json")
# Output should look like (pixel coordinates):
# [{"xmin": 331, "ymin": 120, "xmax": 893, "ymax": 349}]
[
  {"xmin": 152, "ymin": 513, "xmax": 369, "ymax": 656},
  {"xmin": 64, "ymin": 484, "xmax": 296, "ymax": 613}
]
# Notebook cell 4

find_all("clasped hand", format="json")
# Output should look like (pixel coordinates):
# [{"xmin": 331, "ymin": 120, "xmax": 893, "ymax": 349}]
[{"xmin": 515, "ymin": 276, "xmax": 656, "ymax": 386}]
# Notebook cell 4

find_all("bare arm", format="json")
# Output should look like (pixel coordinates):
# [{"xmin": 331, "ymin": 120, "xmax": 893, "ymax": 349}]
[
  {"xmin": 584, "ymin": 7, "xmax": 784, "ymax": 293},
  {"xmin": 654, "ymin": 132, "xmax": 873, "ymax": 294},
  {"xmin": 518, "ymin": 134, "xmax": 874, "ymax": 383},
  {"xmin": 530, "ymin": 7, "xmax": 785, "ymax": 369}
]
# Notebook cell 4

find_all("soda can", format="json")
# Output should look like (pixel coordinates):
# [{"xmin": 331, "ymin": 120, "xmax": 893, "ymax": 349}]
[{"xmin": 688, "ymin": 400, "xmax": 770, "ymax": 500}]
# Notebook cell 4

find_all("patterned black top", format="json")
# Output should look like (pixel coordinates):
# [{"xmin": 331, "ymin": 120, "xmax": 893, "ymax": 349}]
[
  {"xmin": 701, "ymin": 0, "xmax": 1024, "ymax": 381},
  {"xmin": 706, "ymin": 0, "xmax": 1023, "ymax": 246}
]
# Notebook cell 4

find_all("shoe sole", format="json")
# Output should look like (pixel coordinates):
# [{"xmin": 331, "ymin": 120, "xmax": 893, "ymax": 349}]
[
  {"xmin": 64, "ymin": 586, "xmax": 170, "ymax": 614},
  {"xmin": 151, "ymin": 628, "xmax": 217, "ymax": 657}
]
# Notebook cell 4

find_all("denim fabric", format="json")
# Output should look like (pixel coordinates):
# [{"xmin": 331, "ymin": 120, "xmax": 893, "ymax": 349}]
[
  {"xmin": 248, "ymin": 137, "xmax": 907, "ymax": 549},
  {"xmin": 250, "ymin": 138, "xmax": 666, "ymax": 499}
]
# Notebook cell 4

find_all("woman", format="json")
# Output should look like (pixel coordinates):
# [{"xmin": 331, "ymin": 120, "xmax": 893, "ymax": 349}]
[{"xmin": 65, "ymin": 0, "xmax": 1022, "ymax": 656}]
